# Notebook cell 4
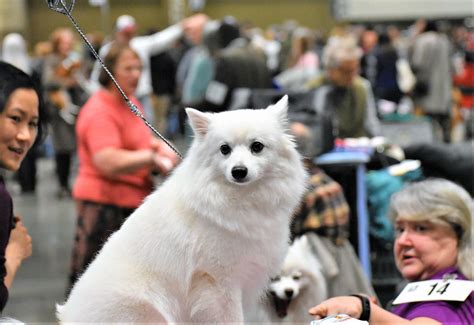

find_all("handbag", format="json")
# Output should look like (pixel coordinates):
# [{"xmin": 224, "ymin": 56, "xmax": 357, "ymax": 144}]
[
  {"xmin": 396, "ymin": 58, "xmax": 416, "ymax": 93},
  {"xmin": 412, "ymin": 80, "xmax": 429, "ymax": 97}
]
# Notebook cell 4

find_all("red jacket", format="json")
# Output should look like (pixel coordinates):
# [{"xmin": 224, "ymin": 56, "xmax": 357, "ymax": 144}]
[{"xmin": 453, "ymin": 63, "xmax": 474, "ymax": 109}]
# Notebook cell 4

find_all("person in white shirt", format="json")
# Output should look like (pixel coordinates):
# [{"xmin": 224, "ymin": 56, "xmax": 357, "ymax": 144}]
[{"xmin": 89, "ymin": 13, "xmax": 208, "ymax": 124}]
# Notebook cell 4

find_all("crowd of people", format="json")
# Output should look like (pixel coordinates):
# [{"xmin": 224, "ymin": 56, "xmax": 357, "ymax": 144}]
[{"xmin": 0, "ymin": 11, "xmax": 472, "ymax": 323}]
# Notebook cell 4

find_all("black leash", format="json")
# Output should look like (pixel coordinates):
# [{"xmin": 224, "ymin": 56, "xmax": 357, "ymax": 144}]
[{"xmin": 45, "ymin": 0, "xmax": 183, "ymax": 159}]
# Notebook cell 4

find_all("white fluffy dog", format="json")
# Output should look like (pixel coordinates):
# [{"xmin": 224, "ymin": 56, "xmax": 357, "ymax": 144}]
[
  {"xmin": 256, "ymin": 234, "xmax": 328, "ymax": 323},
  {"xmin": 56, "ymin": 96, "xmax": 307, "ymax": 323}
]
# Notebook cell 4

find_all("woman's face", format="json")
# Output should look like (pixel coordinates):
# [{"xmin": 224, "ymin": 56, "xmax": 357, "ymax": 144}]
[
  {"xmin": 57, "ymin": 31, "xmax": 74, "ymax": 57},
  {"xmin": 112, "ymin": 49, "xmax": 141, "ymax": 96},
  {"xmin": 394, "ymin": 218, "xmax": 459, "ymax": 281},
  {"xmin": 0, "ymin": 88, "xmax": 39, "ymax": 171},
  {"xmin": 328, "ymin": 58, "xmax": 360, "ymax": 87}
]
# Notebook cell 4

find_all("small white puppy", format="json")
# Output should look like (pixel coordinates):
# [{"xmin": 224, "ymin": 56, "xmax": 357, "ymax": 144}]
[{"xmin": 268, "ymin": 234, "xmax": 328, "ymax": 323}]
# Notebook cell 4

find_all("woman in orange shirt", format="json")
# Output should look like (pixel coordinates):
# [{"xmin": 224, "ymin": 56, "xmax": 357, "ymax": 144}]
[{"xmin": 68, "ymin": 44, "xmax": 178, "ymax": 290}]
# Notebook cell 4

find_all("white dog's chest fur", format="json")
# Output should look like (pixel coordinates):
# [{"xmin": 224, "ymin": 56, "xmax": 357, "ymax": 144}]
[
  {"xmin": 133, "ymin": 179, "xmax": 292, "ymax": 294},
  {"xmin": 58, "ymin": 175, "xmax": 295, "ymax": 322}
]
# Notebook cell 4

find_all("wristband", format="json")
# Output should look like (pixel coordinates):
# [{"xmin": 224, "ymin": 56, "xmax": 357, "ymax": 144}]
[{"xmin": 350, "ymin": 294, "xmax": 371, "ymax": 321}]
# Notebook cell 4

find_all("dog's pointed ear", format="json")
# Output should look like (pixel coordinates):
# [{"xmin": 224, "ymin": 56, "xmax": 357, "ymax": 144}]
[
  {"xmin": 186, "ymin": 108, "xmax": 211, "ymax": 137},
  {"xmin": 292, "ymin": 234, "xmax": 310, "ymax": 251},
  {"xmin": 267, "ymin": 95, "xmax": 289, "ymax": 127},
  {"xmin": 299, "ymin": 234, "xmax": 309, "ymax": 248}
]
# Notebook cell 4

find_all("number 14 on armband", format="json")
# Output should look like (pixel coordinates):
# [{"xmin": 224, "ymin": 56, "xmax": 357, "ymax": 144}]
[{"xmin": 392, "ymin": 278, "xmax": 474, "ymax": 305}]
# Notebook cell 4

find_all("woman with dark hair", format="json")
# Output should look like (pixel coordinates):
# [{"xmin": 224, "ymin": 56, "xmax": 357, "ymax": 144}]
[
  {"xmin": 373, "ymin": 33, "xmax": 403, "ymax": 104},
  {"xmin": 0, "ymin": 61, "xmax": 47, "ymax": 311},
  {"xmin": 2, "ymin": 33, "xmax": 39, "ymax": 193},
  {"xmin": 67, "ymin": 44, "xmax": 179, "ymax": 291}
]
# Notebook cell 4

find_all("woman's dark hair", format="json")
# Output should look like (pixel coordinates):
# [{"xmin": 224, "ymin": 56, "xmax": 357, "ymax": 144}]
[
  {"xmin": 98, "ymin": 43, "xmax": 140, "ymax": 87},
  {"xmin": 424, "ymin": 21, "xmax": 438, "ymax": 32},
  {"xmin": 217, "ymin": 19, "xmax": 240, "ymax": 49},
  {"xmin": 378, "ymin": 33, "xmax": 391, "ymax": 46},
  {"xmin": 0, "ymin": 61, "xmax": 47, "ymax": 146}
]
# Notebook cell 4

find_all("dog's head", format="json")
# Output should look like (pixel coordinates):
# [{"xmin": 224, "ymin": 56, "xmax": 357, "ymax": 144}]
[
  {"xmin": 186, "ymin": 96, "xmax": 296, "ymax": 186},
  {"xmin": 268, "ymin": 269, "xmax": 310, "ymax": 318},
  {"xmin": 267, "ymin": 235, "xmax": 326, "ymax": 318}
]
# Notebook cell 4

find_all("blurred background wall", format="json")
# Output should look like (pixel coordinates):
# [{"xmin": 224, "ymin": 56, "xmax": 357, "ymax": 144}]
[
  {"xmin": 2, "ymin": 0, "xmax": 335, "ymax": 49},
  {"xmin": 0, "ymin": 0, "xmax": 471, "ymax": 51},
  {"xmin": 0, "ymin": 0, "xmax": 28, "ymax": 38}
]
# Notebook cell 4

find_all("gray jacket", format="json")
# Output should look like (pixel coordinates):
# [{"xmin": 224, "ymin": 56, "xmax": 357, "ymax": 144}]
[{"xmin": 411, "ymin": 32, "xmax": 453, "ymax": 114}]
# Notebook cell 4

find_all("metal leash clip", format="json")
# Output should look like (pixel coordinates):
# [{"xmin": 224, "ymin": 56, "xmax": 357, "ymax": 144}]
[
  {"xmin": 44, "ymin": 0, "xmax": 183, "ymax": 159},
  {"xmin": 46, "ymin": 0, "xmax": 75, "ymax": 15}
]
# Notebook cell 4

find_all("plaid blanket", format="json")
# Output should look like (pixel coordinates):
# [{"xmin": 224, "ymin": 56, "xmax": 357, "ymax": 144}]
[{"xmin": 292, "ymin": 166, "xmax": 350, "ymax": 245}]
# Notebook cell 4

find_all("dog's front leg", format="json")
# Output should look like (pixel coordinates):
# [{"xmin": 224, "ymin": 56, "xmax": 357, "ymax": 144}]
[
  {"xmin": 189, "ymin": 272, "xmax": 243, "ymax": 323},
  {"xmin": 191, "ymin": 287, "xmax": 243, "ymax": 323}
]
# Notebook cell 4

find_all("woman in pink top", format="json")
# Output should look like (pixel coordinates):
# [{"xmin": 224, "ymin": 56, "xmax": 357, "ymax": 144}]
[
  {"xmin": 274, "ymin": 28, "xmax": 319, "ymax": 91},
  {"xmin": 288, "ymin": 28, "xmax": 319, "ymax": 71},
  {"xmin": 68, "ymin": 44, "xmax": 178, "ymax": 291}
]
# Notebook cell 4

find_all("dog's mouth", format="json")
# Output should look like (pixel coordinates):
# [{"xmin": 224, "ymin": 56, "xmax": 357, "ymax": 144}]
[
  {"xmin": 231, "ymin": 178, "xmax": 250, "ymax": 185},
  {"xmin": 271, "ymin": 295, "xmax": 292, "ymax": 318}
]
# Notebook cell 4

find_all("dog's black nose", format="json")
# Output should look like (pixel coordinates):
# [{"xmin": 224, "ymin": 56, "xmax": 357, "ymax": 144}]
[
  {"xmin": 285, "ymin": 289, "xmax": 293, "ymax": 298},
  {"xmin": 231, "ymin": 166, "xmax": 248, "ymax": 181}
]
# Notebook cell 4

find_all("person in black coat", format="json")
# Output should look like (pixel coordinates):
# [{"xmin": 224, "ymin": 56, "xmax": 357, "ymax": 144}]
[{"xmin": 197, "ymin": 19, "xmax": 272, "ymax": 113}]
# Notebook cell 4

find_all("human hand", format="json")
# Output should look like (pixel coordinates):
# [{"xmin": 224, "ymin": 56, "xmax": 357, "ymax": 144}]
[
  {"xmin": 150, "ymin": 138, "xmax": 180, "ymax": 164},
  {"xmin": 48, "ymin": 89, "xmax": 67, "ymax": 109},
  {"xmin": 150, "ymin": 139, "xmax": 180, "ymax": 176},
  {"xmin": 6, "ymin": 217, "xmax": 32, "ymax": 264},
  {"xmin": 182, "ymin": 13, "xmax": 209, "ymax": 43},
  {"xmin": 309, "ymin": 296, "xmax": 363, "ymax": 320}
]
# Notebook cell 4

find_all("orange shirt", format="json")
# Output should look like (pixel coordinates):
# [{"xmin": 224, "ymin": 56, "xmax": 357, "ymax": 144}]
[
  {"xmin": 73, "ymin": 89, "xmax": 153, "ymax": 208},
  {"xmin": 453, "ymin": 63, "xmax": 474, "ymax": 109}
]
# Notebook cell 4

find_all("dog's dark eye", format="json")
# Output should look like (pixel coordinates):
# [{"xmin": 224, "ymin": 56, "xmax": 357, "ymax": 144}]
[
  {"xmin": 220, "ymin": 144, "xmax": 231, "ymax": 155},
  {"xmin": 271, "ymin": 275, "xmax": 280, "ymax": 282},
  {"xmin": 250, "ymin": 141, "xmax": 264, "ymax": 153},
  {"xmin": 292, "ymin": 275, "xmax": 301, "ymax": 281}
]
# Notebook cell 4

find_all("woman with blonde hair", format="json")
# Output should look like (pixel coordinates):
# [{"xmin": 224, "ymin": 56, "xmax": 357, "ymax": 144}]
[{"xmin": 309, "ymin": 178, "xmax": 473, "ymax": 324}]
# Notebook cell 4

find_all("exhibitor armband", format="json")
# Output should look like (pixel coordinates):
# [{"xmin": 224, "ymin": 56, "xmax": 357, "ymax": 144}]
[{"xmin": 392, "ymin": 277, "xmax": 474, "ymax": 305}]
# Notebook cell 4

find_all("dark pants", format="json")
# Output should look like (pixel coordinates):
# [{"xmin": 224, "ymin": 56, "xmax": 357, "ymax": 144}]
[
  {"xmin": 55, "ymin": 151, "xmax": 71, "ymax": 189},
  {"xmin": 17, "ymin": 148, "xmax": 37, "ymax": 192},
  {"xmin": 427, "ymin": 113, "xmax": 451, "ymax": 143},
  {"xmin": 67, "ymin": 201, "xmax": 135, "ymax": 295}
]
